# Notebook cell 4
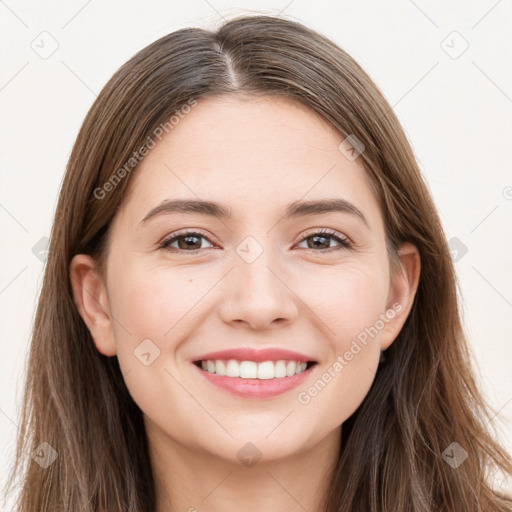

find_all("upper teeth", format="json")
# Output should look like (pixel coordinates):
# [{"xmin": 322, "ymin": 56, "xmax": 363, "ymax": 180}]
[{"xmin": 200, "ymin": 359, "xmax": 308, "ymax": 379}]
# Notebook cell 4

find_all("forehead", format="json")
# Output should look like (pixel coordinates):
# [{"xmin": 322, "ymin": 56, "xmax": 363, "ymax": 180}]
[{"xmin": 118, "ymin": 95, "xmax": 381, "ymax": 225}]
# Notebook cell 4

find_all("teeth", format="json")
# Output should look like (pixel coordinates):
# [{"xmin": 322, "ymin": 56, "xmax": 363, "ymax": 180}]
[
  {"xmin": 199, "ymin": 359, "xmax": 309, "ymax": 379},
  {"xmin": 215, "ymin": 360, "xmax": 226, "ymax": 376},
  {"xmin": 287, "ymin": 361, "xmax": 297, "ymax": 377},
  {"xmin": 226, "ymin": 359, "xmax": 241, "ymax": 377}
]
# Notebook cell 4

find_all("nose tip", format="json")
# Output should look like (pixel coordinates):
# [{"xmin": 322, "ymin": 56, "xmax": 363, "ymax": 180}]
[{"xmin": 219, "ymin": 257, "xmax": 299, "ymax": 330}]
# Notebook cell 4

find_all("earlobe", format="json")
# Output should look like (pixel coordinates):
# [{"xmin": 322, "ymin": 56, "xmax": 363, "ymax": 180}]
[
  {"xmin": 69, "ymin": 254, "xmax": 117, "ymax": 356},
  {"xmin": 380, "ymin": 242, "xmax": 421, "ymax": 351}
]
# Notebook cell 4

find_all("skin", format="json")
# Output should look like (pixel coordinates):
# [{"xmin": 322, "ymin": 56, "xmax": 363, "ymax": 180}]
[{"xmin": 70, "ymin": 95, "xmax": 420, "ymax": 512}]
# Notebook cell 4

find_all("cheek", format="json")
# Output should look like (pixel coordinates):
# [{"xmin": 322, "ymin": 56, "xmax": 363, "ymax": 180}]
[
  {"xmin": 303, "ymin": 260, "xmax": 389, "ymax": 347},
  {"xmin": 296, "ymin": 346, "xmax": 380, "ymax": 430},
  {"xmin": 110, "ymin": 259, "xmax": 211, "ymax": 337},
  {"xmin": 107, "ymin": 266, "xmax": 198, "ymax": 416},
  {"xmin": 105, "ymin": 263, "xmax": 183, "ymax": 367},
  {"xmin": 293, "ymin": 263, "xmax": 387, "ymax": 421},
  {"xmin": 107, "ymin": 261, "xmax": 224, "ymax": 375}
]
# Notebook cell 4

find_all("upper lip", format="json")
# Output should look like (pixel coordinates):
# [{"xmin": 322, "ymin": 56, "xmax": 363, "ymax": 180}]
[{"xmin": 193, "ymin": 348, "xmax": 317, "ymax": 363}]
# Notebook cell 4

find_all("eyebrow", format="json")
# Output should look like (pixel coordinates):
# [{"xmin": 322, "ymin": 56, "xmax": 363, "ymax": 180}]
[{"xmin": 140, "ymin": 198, "xmax": 369, "ymax": 228}]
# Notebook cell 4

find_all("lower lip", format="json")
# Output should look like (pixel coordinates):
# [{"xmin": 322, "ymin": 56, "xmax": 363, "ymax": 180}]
[{"xmin": 193, "ymin": 363, "xmax": 317, "ymax": 399}]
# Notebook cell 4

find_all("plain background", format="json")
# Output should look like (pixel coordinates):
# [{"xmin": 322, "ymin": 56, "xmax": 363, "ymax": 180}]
[{"xmin": 1, "ymin": 0, "xmax": 511, "ymax": 505}]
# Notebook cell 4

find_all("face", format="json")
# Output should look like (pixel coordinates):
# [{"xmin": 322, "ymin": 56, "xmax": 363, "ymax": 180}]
[{"xmin": 71, "ymin": 95, "xmax": 419, "ymax": 467}]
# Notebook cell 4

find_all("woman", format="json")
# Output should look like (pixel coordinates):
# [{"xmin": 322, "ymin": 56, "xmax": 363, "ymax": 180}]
[{"xmin": 4, "ymin": 14, "xmax": 512, "ymax": 512}]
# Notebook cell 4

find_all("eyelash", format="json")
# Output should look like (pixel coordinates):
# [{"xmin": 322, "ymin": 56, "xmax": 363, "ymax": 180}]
[{"xmin": 159, "ymin": 228, "xmax": 353, "ymax": 253}]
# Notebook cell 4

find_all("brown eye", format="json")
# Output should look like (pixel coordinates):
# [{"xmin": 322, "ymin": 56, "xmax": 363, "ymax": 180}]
[
  {"xmin": 159, "ymin": 228, "xmax": 352, "ymax": 254},
  {"xmin": 160, "ymin": 231, "xmax": 214, "ymax": 252},
  {"xmin": 296, "ymin": 230, "xmax": 352, "ymax": 251}
]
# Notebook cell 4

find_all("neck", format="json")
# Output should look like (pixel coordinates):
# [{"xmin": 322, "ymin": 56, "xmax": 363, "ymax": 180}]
[{"xmin": 146, "ymin": 418, "xmax": 341, "ymax": 512}]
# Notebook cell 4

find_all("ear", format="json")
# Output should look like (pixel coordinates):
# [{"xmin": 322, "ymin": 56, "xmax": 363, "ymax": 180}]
[
  {"xmin": 380, "ymin": 242, "xmax": 421, "ymax": 351},
  {"xmin": 69, "ymin": 254, "xmax": 117, "ymax": 356}
]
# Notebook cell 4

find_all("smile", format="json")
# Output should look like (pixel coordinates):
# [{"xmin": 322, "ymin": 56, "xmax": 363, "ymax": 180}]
[
  {"xmin": 195, "ymin": 359, "xmax": 314, "ymax": 379},
  {"xmin": 192, "ymin": 359, "xmax": 318, "ymax": 399}
]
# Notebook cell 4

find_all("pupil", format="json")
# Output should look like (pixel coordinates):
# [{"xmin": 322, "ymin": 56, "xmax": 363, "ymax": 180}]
[
  {"xmin": 310, "ymin": 235, "xmax": 329, "ymax": 249},
  {"xmin": 180, "ymin": 235, "xmax": 201, "ymax": 250}
]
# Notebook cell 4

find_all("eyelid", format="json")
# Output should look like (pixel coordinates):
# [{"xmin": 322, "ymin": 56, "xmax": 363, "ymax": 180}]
[
  {"xmin": 159, "ymin": 228, "xmax": 220, "ymax": 248},
  {"xmin": 294, "ymin": 227, "xmax": 351, "ymax": 245},
  {"xmin": 159, "ymin": 227, "xmax": 354, "ymax": 252}
]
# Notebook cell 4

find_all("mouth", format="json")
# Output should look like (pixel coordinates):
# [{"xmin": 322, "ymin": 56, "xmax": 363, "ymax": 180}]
[
  {"xmin": 191, "ymin": 358, "xmax": 319, "ymax": 399},
  {"xmin": 192, "ymin": 359, "xmax": 318, "ymax": 379}
]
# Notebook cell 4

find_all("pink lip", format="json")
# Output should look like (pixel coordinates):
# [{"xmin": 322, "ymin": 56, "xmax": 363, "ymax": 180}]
[
  {"xmin": 193, "ymin": 362, "xmax": 317, "ymax": 399},
  {"xmin": 193, "ymin": 347, "xmax": 315, "ymax": 363}
]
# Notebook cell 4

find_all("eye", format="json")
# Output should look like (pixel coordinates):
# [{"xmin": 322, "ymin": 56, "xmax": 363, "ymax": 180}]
[
  {"xmin": 295, "ymin": 229, "xmax": 352, "ymax": 251},
  {"xmin": 159, "ymin": 230, "xmax": 216, "ymax": 252},
  {"xmin": 159, "ymin": 228, "xmax": 353, "ymax": 254}
]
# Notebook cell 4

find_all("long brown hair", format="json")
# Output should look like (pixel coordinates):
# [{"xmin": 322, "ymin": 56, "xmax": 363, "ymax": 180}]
[{"xmin": 4, "ymin": 14, "xmax": 512, "ymax": 512}]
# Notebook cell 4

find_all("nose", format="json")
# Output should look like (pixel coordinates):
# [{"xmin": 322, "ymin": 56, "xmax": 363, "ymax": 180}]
[{"xmin": 218, "ymin": 248, "xmax": 299, "ymax": 330}]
